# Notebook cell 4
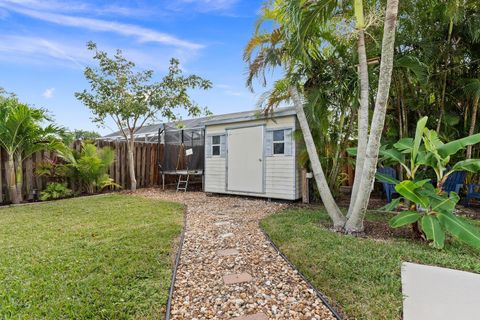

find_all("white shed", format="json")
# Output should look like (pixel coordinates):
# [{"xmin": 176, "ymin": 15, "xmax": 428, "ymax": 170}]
[{"xmin": 204, "ymin": 107, "xmax": 301, "ymax": 200}]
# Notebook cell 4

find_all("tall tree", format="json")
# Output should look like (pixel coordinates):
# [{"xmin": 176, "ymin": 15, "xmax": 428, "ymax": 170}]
[
  {"xmin": 346, "ymin": 0, "xmax": 400, "ymax": 233},
  {"xmin": 347, "ymin": 0, "xmax": 370, "ymax": 218},
  {"xmin": 76, "ymin": 42, "xmax": 211, "ymax": 191}
]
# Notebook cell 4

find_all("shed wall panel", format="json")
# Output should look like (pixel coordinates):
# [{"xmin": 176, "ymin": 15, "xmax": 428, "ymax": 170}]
[{"xmin": 204, "ymin": 114, "xmax": 300, "ymax": 200}]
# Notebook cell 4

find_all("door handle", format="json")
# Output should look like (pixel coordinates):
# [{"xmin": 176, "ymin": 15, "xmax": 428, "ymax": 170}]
[{"xmin": 259, "ymin": 158, "xmax": 262, "ymax": 162}]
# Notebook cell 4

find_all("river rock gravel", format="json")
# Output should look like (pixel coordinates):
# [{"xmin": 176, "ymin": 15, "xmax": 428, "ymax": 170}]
[{"xmin": 136, "ymin": 189, "xmax": 336, "ymax": 320}]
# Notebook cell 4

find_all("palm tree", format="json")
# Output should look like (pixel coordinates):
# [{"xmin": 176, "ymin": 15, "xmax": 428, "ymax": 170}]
[
  {"xmin": 246, "ymin": 0, "xmax": 400, "ymax": 233},
  {"xmin": 244, "ymin": 0, "xmax": 350, "ymax": 229},
  {"xmin": 0, "ymin": 97, "xmax": 64, "ymax": 203}
]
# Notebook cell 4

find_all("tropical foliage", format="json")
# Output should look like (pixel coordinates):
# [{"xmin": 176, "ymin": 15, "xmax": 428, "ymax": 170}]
[
  {"xmin": 0, "ymin": 94, "xmax": 65, "ymax": 203},
  {"xmin": 377, "ymin": 117, "xmax": 480, "ymax": 249},
  {"xmin": 40, "ymin": 182, "xmax": 72, "ymax": 201},
  {"xmin": 59, "ymin": 142, "xmax": 119, "ymax": 194},
  {"xmin": 246, "ymin": 0, "xmax": 480, "ymax": 234},
  {"xmin": 246, "ymin": 0, "xmax": 400, "ymax": 232}
]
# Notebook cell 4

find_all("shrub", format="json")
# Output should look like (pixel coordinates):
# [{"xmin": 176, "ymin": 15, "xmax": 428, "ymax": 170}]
[
  {"xmin": 40, "ymin": 182, "xmax": 72, "ymax": 201},
  {"xmin": 59, "ymin": 142, "xmax": 119, "ymax": 194}
]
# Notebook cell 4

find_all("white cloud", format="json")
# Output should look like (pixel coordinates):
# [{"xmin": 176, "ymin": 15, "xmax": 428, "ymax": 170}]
[
  {"xmin": 0, "ymin": 2, "xmax": 203, "ymax": 50},
  {"xmin": 0, "ymin": 35, "xmax": 88, "ymax": 67},
  {"xmin": 176, "ymin": 0, "xmax": 239, "ymax": 12},
  {"xmin": 215, "ymin": 84, "xmax": 243, "ymax": 96},
  {"xmin": 0, "ymin": 0, "xmax": 153, "ymax": 18},
  {"xmin": 0, "ymin": 35, "xmax": 197, "ymax": 71},
  {"xmin": 42, "ymin": 87, "xmax": 55, "ymax": 98}
]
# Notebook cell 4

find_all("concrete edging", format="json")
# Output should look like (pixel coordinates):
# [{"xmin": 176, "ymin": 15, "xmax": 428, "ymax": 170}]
[{"xmin": 259, "ymin": 226, "xmax": 343, "ymax": 320}]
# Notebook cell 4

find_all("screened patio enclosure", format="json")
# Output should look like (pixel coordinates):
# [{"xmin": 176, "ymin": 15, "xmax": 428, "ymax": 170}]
[{"xmin": 158, "ymin": 124, "xmax": 205, "ymax": 189}]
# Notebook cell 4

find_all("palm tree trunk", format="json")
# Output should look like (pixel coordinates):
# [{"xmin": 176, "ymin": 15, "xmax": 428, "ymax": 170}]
[
  {"xmin": 345, "ymin": 0, "xmax": 399, "ymax": 234},
  {"xmin": 6, "ymin": 153, "xmax": 18, "ymax": 204},
  {"xmin": 466, "ymin": 95, "xmax": 479, "ymax": 159},
  {"xmin": 290, "ymin": 87, "xmax": 346, "ymax": 230},
  {"xmin": 127, "ymin": 136, "xmax": 137, "ymax": 191},
  {"xmin": 14, "ymin": 152, "xmax": 23, "ymax": 202},
  {"xmin": 347, "ymin": 0, "xmax": 369, "ymax": 218}
]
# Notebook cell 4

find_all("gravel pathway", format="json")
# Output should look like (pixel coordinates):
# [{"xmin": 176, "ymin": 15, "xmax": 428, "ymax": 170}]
[{"xmin": 137, "ymin": 189, "xmax": 335, "ymax": 320}]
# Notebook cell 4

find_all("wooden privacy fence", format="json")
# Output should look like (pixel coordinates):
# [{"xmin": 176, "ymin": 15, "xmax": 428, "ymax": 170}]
[{"xmin": 0, "ymin": 139, "xmax": 162, "ymax": 204}]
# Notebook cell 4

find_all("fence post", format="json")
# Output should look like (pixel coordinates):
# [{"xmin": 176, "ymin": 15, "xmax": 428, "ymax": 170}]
[{"xmin": 301, "ymin": 168, "xmax": 310, "ymax": 204}]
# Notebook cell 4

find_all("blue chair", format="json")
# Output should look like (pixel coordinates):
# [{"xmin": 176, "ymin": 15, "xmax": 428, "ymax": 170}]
[
  {"xmin": 465, "ymin": 184, "xmax": 480, "ymax": 206},
  {"xmin": 377, "ymin": 167, "xmax": 397, "ymax": 203},
  {"xmin": 442, "ymin": 171, "xmax": 466, "ymax": 195}
]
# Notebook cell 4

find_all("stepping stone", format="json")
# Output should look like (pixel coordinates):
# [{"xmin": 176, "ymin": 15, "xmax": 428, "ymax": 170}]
[
  {"xmin": 215, "ymin": 221, "xmax": 230, "ymax": 226},
  {"xmin": 220, "ymin": 232, "xmax": 234, "ymax": 239},
  {"xmin": 217, "ymin": 248, "xmax": 239, "ymax": 256},
  {"xmin": 223, "ymin": 272, "xmax": 252, "ymax": 285},
  {"xmin": 232, "ymin": 313, "xmax": 268, "ymax": 320}
]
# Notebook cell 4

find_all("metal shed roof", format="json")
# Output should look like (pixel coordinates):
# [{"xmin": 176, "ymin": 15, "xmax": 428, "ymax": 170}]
[{"xmin": 102, "ymin": 107, "xmax": 296, "ymax": 140}]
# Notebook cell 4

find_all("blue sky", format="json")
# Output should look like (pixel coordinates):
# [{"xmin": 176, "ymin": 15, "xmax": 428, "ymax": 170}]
[{"xmin": 0, "ymin": 0, "xmax": 275, "ymax": 135}]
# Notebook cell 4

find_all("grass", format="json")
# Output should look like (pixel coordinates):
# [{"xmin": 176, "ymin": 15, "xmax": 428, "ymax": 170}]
[
  {"xmin": 261, "ymin": 208, "xmax": 480, "ymax": 319},
  {"xmin": 0, "ymin": 194, "xmax": 183, "ymax": 319}
]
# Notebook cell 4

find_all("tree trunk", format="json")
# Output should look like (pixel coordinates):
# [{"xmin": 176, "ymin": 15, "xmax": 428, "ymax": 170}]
[
  {"xmin": 6, "ymin": 153, "xmax": 18, "ymax": 204},
  {"xmin": 437, "ymin": 18, "xmax": 454, "ymax": 133},
  {"xmin": 127, "ymin": 136, "xmax": 137, "ymax": 191},
  {"xmin": 345, "ymin": 0, "xmax": 399, "ymax": 234},
  {"xmin": 14, "ymin": 152, "xmax": 23, "ymax": 203},
  {"xmin": 466, "ymin": 95, "xmax": 479, "ymax": 159},
  {"xmin": 290, "ymin": 87, "xmax": 346, "ymax": 230},
  {"xmin": 347, "ymin": 1, "xmax": 369, "ymax": 218}
]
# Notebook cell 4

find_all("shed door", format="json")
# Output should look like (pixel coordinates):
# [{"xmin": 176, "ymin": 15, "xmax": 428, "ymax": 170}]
[{"xmin": 227, "ymin": 126, "xmax": 264, "ymax": 193}]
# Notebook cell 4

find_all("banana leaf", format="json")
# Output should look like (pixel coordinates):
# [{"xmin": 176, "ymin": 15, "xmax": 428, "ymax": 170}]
[
  {"xmin": 421, "ymin": 215, "xmax": 445, "ymax": 249},
  {"xmin": 375, "ymin": 172, "xmax": 400, "ymax": 184},
  {"xmin": 437, "ymin": 211, "xmax": 480, "ymax": 249},
  {"xmin": 437, "ymin": 133, "xmax": 480, "ymax": 158},
  {"xmin": 395, "ymin": 180, "xmax": 430, "ymax": 208},
  {"xmin": 451, "ymin": 159, "xmax": 480, "ymax": 173},
  {"xmin": 389, "ymin": 211, "xmax": 422, "ymax": 228}
]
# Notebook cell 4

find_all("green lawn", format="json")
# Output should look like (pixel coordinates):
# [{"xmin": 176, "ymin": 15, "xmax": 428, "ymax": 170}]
[
  {"xmin": 261, "ymin": 208, "xmax": 480, "ymax": 320},
  {"xmin": 0, "ymin": 194, "xmax": 183, "ymax": 319}
]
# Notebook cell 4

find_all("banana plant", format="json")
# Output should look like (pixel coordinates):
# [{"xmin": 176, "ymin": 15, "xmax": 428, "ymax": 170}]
[
  {"xmin": 388, "ymin": 180, "xmax": 480, "ymax": 249},
  {"xmin": 376, "ymin": 116, "xmax": 480, "ymax": 249},
  {"xmin": 376, "ymin": 116, "xmax": 480, "ymax": 191}
]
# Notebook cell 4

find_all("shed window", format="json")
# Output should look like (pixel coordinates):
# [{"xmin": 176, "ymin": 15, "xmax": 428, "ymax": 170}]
[
  {"xmin": 273, "ymin": 130, "xmax": 285, "ymax": 155},
  {"xmin": 212, "ymin": 135, "xmax": 221, "ymax": 156}
]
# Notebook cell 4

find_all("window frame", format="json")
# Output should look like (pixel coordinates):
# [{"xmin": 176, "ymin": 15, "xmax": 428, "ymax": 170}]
[
  {"xmin": 211, "ymin": 135, "xmax": 221, "ymax": 156},
  {"xmin": 272, "ymin": 129, "xmax": 285, "ymax": 155}
]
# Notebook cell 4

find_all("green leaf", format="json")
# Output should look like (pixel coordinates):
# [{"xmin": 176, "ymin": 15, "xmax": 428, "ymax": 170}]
[
  {"xmin": 413, "ymin": 117, "xmax": 428, "ymax": 163},
  {"xmin": 421, "ymin": 215, "xmax": 445, "ymax": 249},
  {"xmin": 451, "ymin": 159, "xmax": 480, "ymax": 173},
  {"xmin": 389, "ymin": 211, "xmax": 422, "ymax": 228},
  {"xmin": 379, "ymin": 148, "xmax": 406, "ymax": 164},
  {"xmin": 395, "ymin": 181, "xmax": 429, "ymax": 208},
  {"xmin": 378, "ymin": 197, "xmax": 402, "ymax": 212},
  {"xmin": 393, "ymin": 138, "xmax": 413, "ymax": 153},
  {"xmin": 375, "ymin": 172, "xmax": 400, "ymax": 185},
  {"xmin": 437, "ymin": 211, "xmax": 480, "ymax": 249},
  {"xmin": 431, "ymin": 192, "xmax": 459, "ymax": 214},
  {"xmin": 347, "ymin": 147, "xmax": 357, "ymax": 156},
  {"xmin": 437, "ymin": 133, "xmax": 480, "ymax": 158}
]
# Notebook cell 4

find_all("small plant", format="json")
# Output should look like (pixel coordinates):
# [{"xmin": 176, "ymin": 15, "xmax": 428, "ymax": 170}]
[
  {"xmin": 35, "ymin": 156, "xmax": 68, "ymax": 182},
  {"xmin": 377, "ymin": 116, "xmax": 480, "ymax": 249},
  {"xmin": 40, "ymin": 182, "xmax": 72, "ymax": 201}
]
